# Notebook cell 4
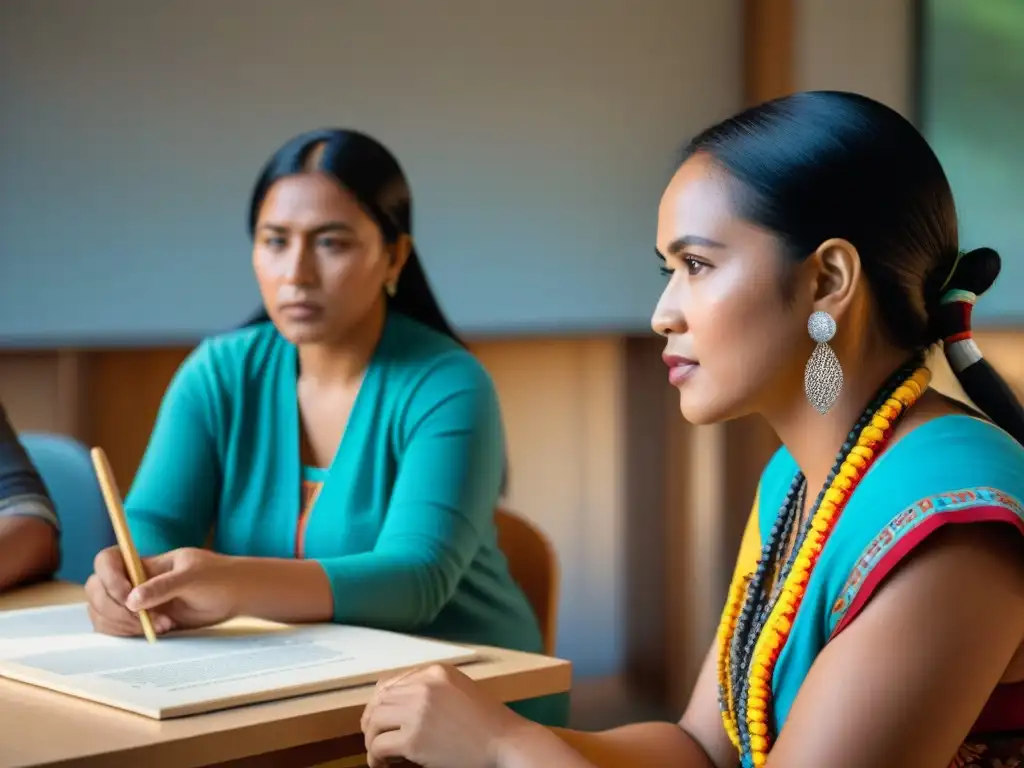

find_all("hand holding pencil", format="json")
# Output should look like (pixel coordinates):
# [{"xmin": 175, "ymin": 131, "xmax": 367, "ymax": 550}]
[
  {"xmin": 84, "ymin": 448, "xmax": 243, "ymax": 638},
  {"xmin": 89, "ymin": 447, "xmax": 158, "ymax": 643}
]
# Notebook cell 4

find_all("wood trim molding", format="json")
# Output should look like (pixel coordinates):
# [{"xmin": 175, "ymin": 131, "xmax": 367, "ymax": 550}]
[
  {"xmin": 621, "ymin": 336, "xmax": 675, "ymax": 700},
  {"xmin": 82, "ymin": 347, "xmax": 193, "ymax": 490},
  {"xmin": 53, "ymin": 351, "xmax": 88, "ymax": 440},
  {"xmin": 744, "ymin": 0, "xmax": 796, "ymax": 105}
]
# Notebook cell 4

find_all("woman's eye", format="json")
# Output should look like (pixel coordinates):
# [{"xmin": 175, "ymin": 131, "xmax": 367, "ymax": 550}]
[
  {"xmin": 683, "ymin": 257, "xmax": 707, "ymax": 275},
  {"xmin": 660, "ymin": 258, "xmax": 707, "ymax": 277},
  {"xmin": 317, "ymin": 237, "xmax": 351, "ymax": 252},
  {"xmin": 263, "ymin": 236, "xmax": 287, "ymax": 250}
]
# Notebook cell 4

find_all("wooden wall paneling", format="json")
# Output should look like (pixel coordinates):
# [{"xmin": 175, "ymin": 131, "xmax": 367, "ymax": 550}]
[
  {"xmin": 744, "ymin": 0, "xmax": 796, "ymax": 106},
  {"xmin": 463, "ymin": 337, "xmax": 629, "ymax": 675},
  {"xmin": 621, "ymin": 335, "xmax": 676, "ymax": 701},
  {"xmin": 0, "ymin": 353, "xmax": 57, "ymax": 432},
  {"xmin": 53, "ymin": 351, "xmax": 88, "ymax": 440},
  {"xmin": 82, "ymin": 347, "xmax": 193, "ymax": 491},
  {"xmin": 0, "ymin": 351, "xmax": 83, "ymax": 436},
  {"xmin": 575, "ymin": 338, "xmax": 628, "ymax": 676},
  {"xmin": 663, "ymin": 376, "xmax": 697, "ymax": 712}
]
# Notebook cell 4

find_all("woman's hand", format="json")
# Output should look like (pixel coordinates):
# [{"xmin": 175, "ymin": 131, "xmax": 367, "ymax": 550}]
[
  {"xmin": 361, "ymin": 664, "xmax": 532, "ymax": 768},
  {"xmin": 86, "ymin": 546, "xmax": 243, "ymax": 636},
  {"xmin": 86, "ymin": 545, "xmax": 170, "ymax": 636}
]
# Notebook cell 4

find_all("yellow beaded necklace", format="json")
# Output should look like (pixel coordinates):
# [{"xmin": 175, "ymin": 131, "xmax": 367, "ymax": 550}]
[{"xmin": 717, "ymin": 364, "xmax": 931, "ymax": 766}]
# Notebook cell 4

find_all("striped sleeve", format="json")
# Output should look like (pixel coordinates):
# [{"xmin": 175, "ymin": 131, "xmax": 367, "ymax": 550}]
[
  {"xmin": 828, "ymin": 486, "xmax": 1024, "ymax": 639},
  {"xmin": 0, "ymin": 406, "xmax": 60, "ymax": 530}
]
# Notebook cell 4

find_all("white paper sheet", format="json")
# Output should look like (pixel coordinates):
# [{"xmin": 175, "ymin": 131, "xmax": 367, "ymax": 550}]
[{"xmin": 0, "ymin": 603, "xmax": 477, "ymax": 719}]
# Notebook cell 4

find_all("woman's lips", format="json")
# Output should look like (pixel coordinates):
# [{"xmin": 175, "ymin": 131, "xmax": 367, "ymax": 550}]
[
  {"xmin": 663, "ymin": 354, "xmax": 699, "ymax": 386},
  {"xmin": 279, "ymin": 301, "xmax": 324, "ymax": 321}
]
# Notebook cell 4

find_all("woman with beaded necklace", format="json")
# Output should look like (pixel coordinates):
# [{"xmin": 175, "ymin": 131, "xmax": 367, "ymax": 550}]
[{"xmin": 359, "ymin": 91, "xmax": 1024, "ymax": 768}]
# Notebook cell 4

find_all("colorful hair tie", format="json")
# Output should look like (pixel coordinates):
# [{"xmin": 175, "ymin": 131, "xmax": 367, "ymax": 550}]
[
  {"xmin": 940, "ymin": 288, "xmax": 977, "ymax": 307},
  {"xmin": 939, "ymin": 289, "xmax": 982, "ymax": 373}
]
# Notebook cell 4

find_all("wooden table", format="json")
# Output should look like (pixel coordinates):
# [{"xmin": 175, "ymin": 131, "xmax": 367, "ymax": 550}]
[{"xmin": 0, "ymin": 582, "xmax": 572, "ymax": 768}]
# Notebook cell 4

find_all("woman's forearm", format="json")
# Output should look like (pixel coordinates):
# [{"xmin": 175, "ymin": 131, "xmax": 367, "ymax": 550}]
[
  {"xmin": 229, "ymin": 556, "xmax": 335, "ymax": 623},
  {"xmin": 495, "ymin": 721, "xmax": 713, "ymax": 768},
  {"xmin": 0, "ymin": 517, "xmax": 59, "ymax": 592},
  {"xmin": 493, "ymin": 723, "xmax": 599, "ymax": 768}
]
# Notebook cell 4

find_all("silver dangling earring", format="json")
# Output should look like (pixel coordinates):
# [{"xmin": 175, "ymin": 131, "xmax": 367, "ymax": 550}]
[
  {"xmin": 385, "ymin": 279, "xmax": 397, "ymax": 298},
  {"xmin": 804, "ymin": 310, "xmax": 843, "ymax": 415}
]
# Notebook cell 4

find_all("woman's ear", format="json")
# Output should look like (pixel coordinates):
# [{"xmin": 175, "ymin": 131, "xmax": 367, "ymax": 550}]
[
  {"xmin": 809, "ymin": 237, "xmax": 861, "ymax": 322},
  {"xmin": 386, "ymin": 234, "xmax": 413, "ymax": 284}
]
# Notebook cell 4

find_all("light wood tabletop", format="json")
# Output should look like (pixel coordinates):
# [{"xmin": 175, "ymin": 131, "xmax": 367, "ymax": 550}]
[{"xmin": 0, "ymin": 581, "xmax": 572, "ymax": 768}]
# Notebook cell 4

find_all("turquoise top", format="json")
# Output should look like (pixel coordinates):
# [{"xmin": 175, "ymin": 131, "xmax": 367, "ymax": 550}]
[
  {"xmin": 124, "ymin": 311, "xmax": 567, "ymax": 724},
  {"xmin": 737, "ymin": 415, "xmax": 1024, "ymax": 766}
]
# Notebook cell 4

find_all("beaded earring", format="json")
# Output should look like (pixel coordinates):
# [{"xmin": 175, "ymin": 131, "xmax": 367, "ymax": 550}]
[
  {"xmin": 385, "ymin": 279, "xmax": 397, "ymax": 298},
  {"xmin": 804, "ymin": 310, "xmax": 843, "ymax": 414}
]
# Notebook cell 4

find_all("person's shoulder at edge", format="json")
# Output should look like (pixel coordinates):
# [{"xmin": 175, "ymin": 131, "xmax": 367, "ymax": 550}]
[
  {"xmin": 0, "ymin": 401, "xmax": 60, "ymax": 530},
  {"xmin": 0, "ymin": 402, "xmax": 15, "ymax": 443}
]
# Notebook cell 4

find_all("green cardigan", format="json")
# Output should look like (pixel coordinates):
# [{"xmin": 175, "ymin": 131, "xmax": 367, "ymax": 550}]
[{"xmin": 125, "ymin": 311, "xmax": 568, "ymax": 725}]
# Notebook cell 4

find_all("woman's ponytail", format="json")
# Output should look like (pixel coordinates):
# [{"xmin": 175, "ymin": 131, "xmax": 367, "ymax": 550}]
[{"xmin": 932, "ymin": 247, "xmax": 1024, "ymax": 445}]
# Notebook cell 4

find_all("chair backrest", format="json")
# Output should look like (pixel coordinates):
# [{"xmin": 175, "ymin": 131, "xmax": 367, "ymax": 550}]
[
  {"xmin": 495, "ymin": 507, "xmax": 559, "ymax": 656},
  {"xmin": 18, "ymin": 433, "xmax": 115, "ymax": 585}
]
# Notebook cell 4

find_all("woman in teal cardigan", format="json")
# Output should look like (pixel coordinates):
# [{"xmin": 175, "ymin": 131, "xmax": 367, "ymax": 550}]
[{"xmin": 83, "ymin": 128, "xmax": 567, "ymax": 727}]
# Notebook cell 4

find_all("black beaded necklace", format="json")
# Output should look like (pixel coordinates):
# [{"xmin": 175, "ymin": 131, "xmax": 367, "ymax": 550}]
[{"xmin": 725, "ymin": 354, "xmax": 924, "ymax": 757}]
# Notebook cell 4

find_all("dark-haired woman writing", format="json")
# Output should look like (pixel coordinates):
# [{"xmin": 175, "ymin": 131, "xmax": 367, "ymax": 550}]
[
  {"xmin": 83, "ymin": 129, "xmax": 566, "ymax": 726},
  {"xmin": 359, "ymin": 92, "xmax": 1024, "ymax": 767}
]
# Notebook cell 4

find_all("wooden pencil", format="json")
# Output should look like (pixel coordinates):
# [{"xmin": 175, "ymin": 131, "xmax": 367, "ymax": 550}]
[{"xmin": 90, "ymin": 447, "xmax": 158, "ymax": 644}]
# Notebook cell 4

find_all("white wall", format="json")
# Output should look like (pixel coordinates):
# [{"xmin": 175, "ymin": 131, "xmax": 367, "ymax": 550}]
[
  {"xmin": 0, "ymin": 0, "xmax": 743, "ymax": 344},
  {"xmin": 796, "ymin": 0, "xmax": 913, "ymax": 113}
]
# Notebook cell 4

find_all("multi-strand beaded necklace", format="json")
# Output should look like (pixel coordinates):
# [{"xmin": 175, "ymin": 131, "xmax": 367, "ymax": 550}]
[{"xmin": 717, "ymin": 357, "xmax": 932, "ymax": 767}]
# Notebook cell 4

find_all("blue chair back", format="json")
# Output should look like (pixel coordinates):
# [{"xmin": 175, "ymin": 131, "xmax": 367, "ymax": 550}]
[{"xmin": 18, "ymin": 432, "xmax": 115, "ymax": 584}]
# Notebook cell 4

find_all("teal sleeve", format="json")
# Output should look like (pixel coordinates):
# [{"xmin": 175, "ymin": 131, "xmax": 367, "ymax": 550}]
[
  {"xmin": 124, "ymin": 344, "xmax": 221, "ymax": 556},
  {"xmin": 315, "ymin": 355, "xmax": 505, "ymax": 630}
]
